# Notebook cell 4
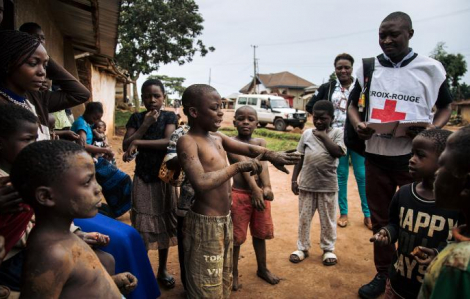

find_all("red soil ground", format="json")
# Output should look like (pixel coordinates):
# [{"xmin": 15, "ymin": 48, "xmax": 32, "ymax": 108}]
[{"xmin": 112, "ymin": 109, "xmax": 384, "ymax": 299}]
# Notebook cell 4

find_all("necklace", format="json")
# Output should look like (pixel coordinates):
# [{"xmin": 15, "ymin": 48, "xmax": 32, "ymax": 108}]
[{"xmin": 0, "ymin": 89, "xmax": 33, "ymax": 112}]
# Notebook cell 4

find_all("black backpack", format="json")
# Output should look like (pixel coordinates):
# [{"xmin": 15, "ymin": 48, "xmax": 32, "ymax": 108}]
[{"xmin": 344, "ymin": 57, "xmax": 375, "ymax": 156}]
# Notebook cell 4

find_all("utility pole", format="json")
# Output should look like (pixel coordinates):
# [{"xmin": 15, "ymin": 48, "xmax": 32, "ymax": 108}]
[
  {"xmin": 251, "ymin": 45, "xmax": 258, "ymax": 94},
  {"xmin": 209, "ymin": 68, "xmax": 211, "ymax": 85}
]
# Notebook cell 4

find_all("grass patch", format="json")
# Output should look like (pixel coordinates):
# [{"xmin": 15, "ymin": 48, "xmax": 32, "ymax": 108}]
[
  {"xmin": 219, "ymin": 127, "xmax": 300, "ymax": 151},
  {"xmin": 115, "ymin": 110, "xmax": 133, "ymax": 128}
]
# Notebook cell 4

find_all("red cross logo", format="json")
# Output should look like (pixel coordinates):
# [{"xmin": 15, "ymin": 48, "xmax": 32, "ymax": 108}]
[{"xmin": 371, "ymin": 99, "xmax": 406, "ymax": 122}]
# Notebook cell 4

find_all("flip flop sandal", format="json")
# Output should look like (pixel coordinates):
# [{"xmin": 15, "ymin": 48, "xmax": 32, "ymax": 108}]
[
  {"xmin": 337, "ymin": 217, "xmax": 348, "ymax": 228},
  {"xmin": 322, "ymin": 251, "xmax": 337, "ymax": 266},
  {"xmin": 289, "ymin": 250, "xmax": 309, "ymax": 263},
  {"xmin": 157, "ymin": 276, "xmax": 176, "ymax": 289}
]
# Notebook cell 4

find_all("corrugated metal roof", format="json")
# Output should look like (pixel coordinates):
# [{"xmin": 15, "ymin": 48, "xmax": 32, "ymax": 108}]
[{"xmin": 50, "ymin": 0, "xmax": 120, "ymax": 58}]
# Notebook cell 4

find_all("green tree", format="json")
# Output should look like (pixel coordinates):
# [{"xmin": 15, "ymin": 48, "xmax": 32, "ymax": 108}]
[
  {"xmin": 147, "ymin": 74, "xmax": 186, "ymax": 105},
  {"xmin": 116, "ymin": 0, "xmax": 214, "ymax": 109},
  {"xmin": 461, "ymin": 82, "xmax": 470, "ymax": 100},
  {"xmin": 329, "ymin": 71, "xmax": 337, "ymax": 81},
  {"xmin": 431, "ymin": 42, "xmax": 467, "ymax": 100}
]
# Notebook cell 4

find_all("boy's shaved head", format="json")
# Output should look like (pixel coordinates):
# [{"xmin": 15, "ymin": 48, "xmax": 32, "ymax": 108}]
[
  {"xmin": 382, "ymin": 11, "xmax": 413, "ymax": 30},
  {"xmin": 182, "ymin": 84, "xmax": 218, "ymax": 115},
  {"xmin": 417, "ymin": 129, "xmax": 453, "ymax": 156},
  {"xmin": 10, "ymin": 140, "xmax": 86, "ymax": 204},
  {"xmin": 235, "ymin": 106, "xmax": 257, "ymax": 118}
]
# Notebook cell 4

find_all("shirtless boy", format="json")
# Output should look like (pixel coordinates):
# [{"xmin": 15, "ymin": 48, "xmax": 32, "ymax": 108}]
[
  {"xmin": 10, "ymin": 140, "xmax": 137, "ymax": 298},
  {"xmin": 177, "ymin": 84, "xmax": 300, "ymax": 298},
  {"xmin": 228, "ymin": 106, "xmax": 280, "ymax": 290}
]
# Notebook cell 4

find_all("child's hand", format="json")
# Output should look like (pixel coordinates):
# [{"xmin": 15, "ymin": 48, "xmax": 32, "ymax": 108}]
[
  {"xmin": 113, "ymin": 272, "xmax": 138, "ymax": 295},
  {"xmin": 251, "ymin": 187, "xmax": 266, "ymax": 211},
  {"xmin": 60, "ymin": 130, "xmax": 80, "ymax": 141},
  {"xmin": 237, "ymin": 155, "xmax": 263, "ymax": 176},
  {"xmin": 143, "ymin": 109, "xmax": 160, "ymax": 126},
  {"xmin": 291, "ymin": 181, "xmax": 299, "ymax": 195},
  {"xmin": 263, "ymin": 186, "xmax": 274, "ymax": 201},
  {"xmin": 369, "ymin": 229, "xmax": 389, "ymax": 245},
  {"xmin": 264, "ymin": 151, "xmax": 302, "ymax": 174},
  {"xmin": 76, "ymin": 231, "xmax": 110, "ymax": 247},
  {"xmin": 312, "ymin": 129, "xmax": 328, "ymax": 139},
  {"xmin": 123, "ymin": 142, "xmax": 138, "ymax": 162},
  {"xmin": 411, "ymin": 246, "xmax": 437, "ymax": 265},
  {"xmin": 0, "ymin": 177, "xmax": 25, "ymax": 214}
]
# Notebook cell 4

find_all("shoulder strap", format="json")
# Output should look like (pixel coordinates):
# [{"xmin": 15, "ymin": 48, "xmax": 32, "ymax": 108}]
[{"xmin": 362, "ymin": 57, "xmax": 375, "ymax": 119}]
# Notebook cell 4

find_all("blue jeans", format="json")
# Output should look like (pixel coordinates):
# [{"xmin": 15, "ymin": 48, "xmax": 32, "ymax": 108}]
[{"xmin": 337, "ymin": 149, "xmax": 370, "ymax": 217}]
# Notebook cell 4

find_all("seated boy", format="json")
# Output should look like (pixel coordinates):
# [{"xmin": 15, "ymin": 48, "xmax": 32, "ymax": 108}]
[
  {"xmin": 227, "ymin": 106, "xmax": 279, "ymax": 290},
  {"xmin": 177, "ymin": 84, "xmax": 300, "ymax": 298},
  {"xmin": 418, "ymin": 126, "xmax": 470, "ymax": 298},
  {"xmin": 371, "ymin": 129, "xmax": 462, "ymax": 298},
  {"xmin": 10, "ymin": 140, "xmax": 137, "ymax": 298}
]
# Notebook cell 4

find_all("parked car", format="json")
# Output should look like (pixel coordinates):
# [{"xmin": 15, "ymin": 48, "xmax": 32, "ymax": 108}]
[{"xmin": 234, "ymin": 94, "xmax": 307, "ymax": 131}]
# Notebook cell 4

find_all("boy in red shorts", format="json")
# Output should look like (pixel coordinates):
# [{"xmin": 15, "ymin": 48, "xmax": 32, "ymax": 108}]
[{"xmin": 228, "ymin": 106, "xmax": 280, "ymax": 290}]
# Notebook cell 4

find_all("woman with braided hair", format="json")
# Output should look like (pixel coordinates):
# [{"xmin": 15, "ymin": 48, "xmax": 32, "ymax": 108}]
[{"xmin": 0, "ymin": 30, "xmax": 90, "ymax": 140}]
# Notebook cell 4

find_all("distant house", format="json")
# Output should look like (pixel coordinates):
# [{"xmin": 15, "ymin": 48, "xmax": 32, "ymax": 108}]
[
  {"xmin": 295, "ymin": 84, "xmax": 320, "ymax": 112},
  {"xmin": 452, "ymin": 100, "xmax": 470, "ymax": 124},
  {"xmin": 3, "ymin": 0, "xmax": 131, "ymax": 135},
  {"xmin": 239, "ymin": 71, "xmax": 314, "ymax": 107}
]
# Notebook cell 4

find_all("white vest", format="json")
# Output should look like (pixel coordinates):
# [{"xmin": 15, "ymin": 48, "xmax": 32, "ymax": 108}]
[{"xmin": 356, "ymin": 55, "xmax": 446, "ymax": 156}]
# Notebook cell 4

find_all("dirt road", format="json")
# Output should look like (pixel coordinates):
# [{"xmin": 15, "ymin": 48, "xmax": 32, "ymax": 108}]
[{"xmin": 112, "ymin": 109, "xmax": 379, "ymax": 298}]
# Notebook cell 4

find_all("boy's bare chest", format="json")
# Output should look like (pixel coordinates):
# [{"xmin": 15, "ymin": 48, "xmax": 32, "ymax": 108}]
[{"xmin": 197, "ymin": 137, "xmax": 227, "ymax": 170}]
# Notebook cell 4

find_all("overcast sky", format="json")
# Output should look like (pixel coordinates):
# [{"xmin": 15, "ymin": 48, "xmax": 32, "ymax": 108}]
[{"xmin": 138, "ymin": 0, "xmax": 470, "ymax": 98}]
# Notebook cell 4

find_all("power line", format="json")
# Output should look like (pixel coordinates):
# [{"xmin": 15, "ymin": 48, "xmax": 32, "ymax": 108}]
[{"xmin": 258, "ymin": 7, "xmax": 470, "ymax": 47}]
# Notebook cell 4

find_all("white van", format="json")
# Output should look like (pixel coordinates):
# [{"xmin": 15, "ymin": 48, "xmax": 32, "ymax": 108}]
[{"xmin": 234, "ymin": 94, "xmax": 307, "ymax": 131}]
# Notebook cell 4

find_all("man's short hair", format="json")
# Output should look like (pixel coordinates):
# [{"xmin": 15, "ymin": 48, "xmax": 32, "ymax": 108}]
[
  {"xmin": 334, "ymin": 53, "xmax": 354, "ymax": 67},
  {"xmin": 417, "ymin": 129, "xmax": 453, "ymax": 156},
  {"xmin": 235, "ymin": 105, "xmax": 257, "ymax": 118},
  {"xmin": 84, "ymin": 102, "xmax": 103, "ymax": 115},
  {"xmin": 0, "ymin": 104, "xmax": 38, "ymax": 138},
  {"xmin": 382, "ymin": 12, "xmax": 413, "ymax": 30},
  {"xmin": 18, "ymin": 22, "xmax": 42, "ymax": 34},
  {"xmin": 10, "ymin": 140, "xmax": 86, "ymax": 204},
  {"xmin": 181, "ymin": 84, "xmax": 218, "ymax": 116},
  {"xmin": 313, "ymin": 100, "xmax": 334, "ymax": 117}
]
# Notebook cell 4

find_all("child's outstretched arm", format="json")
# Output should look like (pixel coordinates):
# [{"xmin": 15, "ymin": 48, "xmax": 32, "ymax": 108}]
[
  {"xmin": 216, "ymin": 132, "xmax": 301, "ymax": 173},
  {"xmin": 312, "ymin": 130, "xmax": 344, "ymax": 158},
  {"xmin": 20, "ymin": 246, "xmax": 73, "ymax": 299},
  {"xmin": 177, "ymin": 135, "xmax": 262, "ymax": 193}
]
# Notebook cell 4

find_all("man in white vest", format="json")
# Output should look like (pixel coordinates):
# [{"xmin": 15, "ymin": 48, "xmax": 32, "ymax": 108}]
[{"xmin": 348, "ymin": 11, "xmax": 452, "ymax": 299}]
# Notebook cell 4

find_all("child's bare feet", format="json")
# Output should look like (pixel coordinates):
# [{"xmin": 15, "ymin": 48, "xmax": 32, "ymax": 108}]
[
  {"xmin": 232, "ymin": 273, "xmax": 242, "ymax": 291},
  {"xmin": 257, "ymin": 268, "xmax": 281, "ymax": 285}
]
